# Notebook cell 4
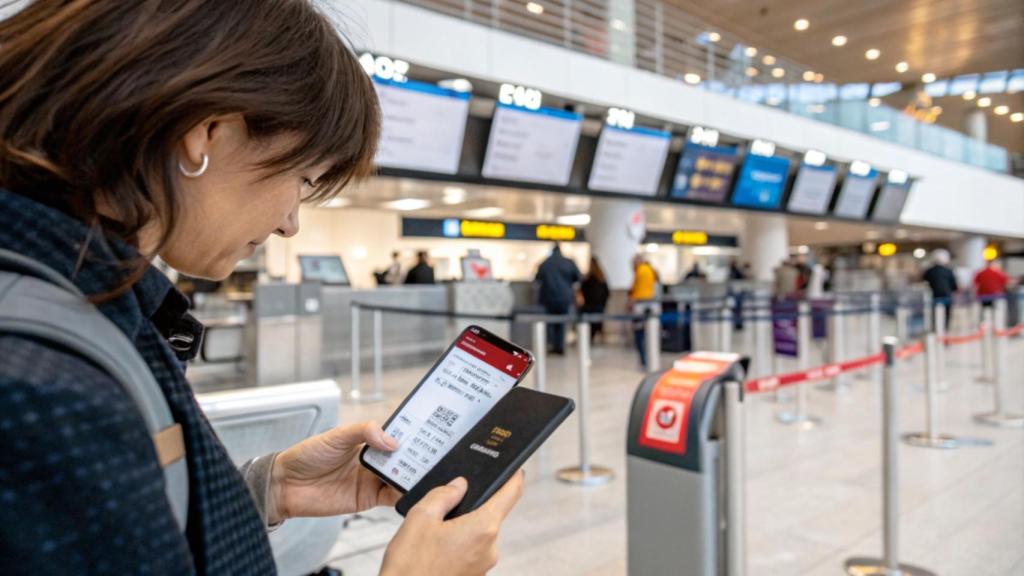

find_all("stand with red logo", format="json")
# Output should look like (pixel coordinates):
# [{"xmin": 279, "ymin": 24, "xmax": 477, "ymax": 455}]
[{"xmin": 626, "ymin": 352, "xmax": 748, "ymax": 576}]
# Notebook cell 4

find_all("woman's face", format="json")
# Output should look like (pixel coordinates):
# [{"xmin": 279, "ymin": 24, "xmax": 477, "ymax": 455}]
[{"xmin": 158, "ymin": 116, "xmax": 331, "ymax": 280}]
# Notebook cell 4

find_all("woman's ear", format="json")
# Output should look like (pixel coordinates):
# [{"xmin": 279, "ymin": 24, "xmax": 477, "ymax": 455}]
[{"xmin": 178, "ymin": 114, "xmax": 245, "ymax": 169}]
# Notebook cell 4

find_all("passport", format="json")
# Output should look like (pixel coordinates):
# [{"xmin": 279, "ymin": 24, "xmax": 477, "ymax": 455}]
[{"xmin": 395, "ymin": 387, "xmax": 574, "ymax": 519}]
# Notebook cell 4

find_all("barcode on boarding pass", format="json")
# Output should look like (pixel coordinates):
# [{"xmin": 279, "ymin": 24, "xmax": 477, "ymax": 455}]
[{"xmin": 431, "ymin": 405, "xmax": 460, "ymax": 428}]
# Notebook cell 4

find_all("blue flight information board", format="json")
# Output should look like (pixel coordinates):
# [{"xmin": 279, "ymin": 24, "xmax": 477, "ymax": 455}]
[
  {"xmin": 731, "ymin": 155, "xmax": 791, "ymax": 209},
  {"xmin": 670, "ymin": 143, "xmax": 738, "ymax": 204}
]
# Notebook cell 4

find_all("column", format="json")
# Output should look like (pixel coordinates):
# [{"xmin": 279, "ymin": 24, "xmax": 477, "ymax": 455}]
[
  {"xmin": 963, "ymin": 110, "xmax": 988, "ymax": 142},
  {"xmin": 742, "ymin": 214, "xmax": 789, "ymax": 283},
  {"xmin": 607, "ymin": 0, "xmax": 636, "ymax": 66},
  {"xmin": 954, "ymin": 235, "xmax": 987, "ymax": 275},
  {"xmin": 587, "ymin": 198, "xmax": 645, "ymax": 290}
]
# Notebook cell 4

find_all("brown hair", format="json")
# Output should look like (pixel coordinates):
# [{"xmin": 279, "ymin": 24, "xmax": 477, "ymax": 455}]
[
  {"xmin": 0, "ymin": 0, "xmax": 379, "ymax": 288},
  {"xmin": 587, "ymin": 256, "xmax": 606, "ymax": 284}
]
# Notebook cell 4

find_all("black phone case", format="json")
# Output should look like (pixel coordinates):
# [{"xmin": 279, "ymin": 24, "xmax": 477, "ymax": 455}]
[
  {"xmin": 395, "ymin": 387, "xmax": 574, "ymax": 519},
  {"xmin": 359, "ymin": 325, "xmax": 534, "ymax": 494}
]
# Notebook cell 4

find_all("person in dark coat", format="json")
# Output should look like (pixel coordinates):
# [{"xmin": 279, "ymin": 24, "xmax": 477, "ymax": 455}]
[
  {"xmin": 580, "ymin": 256, "xmax": 610, "ymax": 343},
  {"xmin": 404, "ymin": 250, "xmax": 436, "ymax": 285},
  {"xmin": 535, "ymin": 245, "xmax": 582, "ymax": 354},
  {"xmin": 0, "ymin": 2, "xmax": 522, "ymax": 574},
  {"xmin": 923, "ymin": 249, "xmax": 958, "ymax": 330}
]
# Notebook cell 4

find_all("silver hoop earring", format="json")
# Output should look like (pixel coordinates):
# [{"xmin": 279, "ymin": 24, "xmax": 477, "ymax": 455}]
[{"xmin": 178, "ymin": 154, "xmax": 209, "ymax": 178}]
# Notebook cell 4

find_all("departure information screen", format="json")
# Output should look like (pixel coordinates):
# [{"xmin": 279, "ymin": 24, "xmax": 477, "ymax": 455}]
[
  {"xmin": 670, "ymin": 143, "xmax": 738, "ymax": 204},
  {"xmin": 872, "ymin": 181, "xmax": 912, "ymax": 222},
  {"xmin": 482, "ymin": 103, "xmax": 582, "ymax": 186},
  {"xmin": 731, "ymin": 155, "xmax": 791, "ymax": 209},
  {"xmin": 363, "ymin": 329, "xmax": 529, "ymax": 490},
  {"xmin": 373, "ymin": 78, "xmax": 470, "ymax": 174},
  {"xmin": 588, "ymin": 125, "xmax": 672, "ymax": 196},
  {"xmin": 833, "ymin": 170, "xmax": 879, "ymax": 219},
  {"xmin": 786, "ymin": 164, "xmax": 838, "ymax": 215}
]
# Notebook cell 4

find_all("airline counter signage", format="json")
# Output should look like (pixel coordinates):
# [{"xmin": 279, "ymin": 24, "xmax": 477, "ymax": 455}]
[{"xmin": 403, "ymin": 217, "xmax": 586, "ymax": 242}]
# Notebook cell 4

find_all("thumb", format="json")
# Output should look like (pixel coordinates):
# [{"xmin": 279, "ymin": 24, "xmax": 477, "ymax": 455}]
[
  {"xmin": 322, "ymin": 421, "xmax": 399, "ymax": 452},
  {"xmin": 409, "ymin": 477, "xmax": 468, "ymax": 521}
]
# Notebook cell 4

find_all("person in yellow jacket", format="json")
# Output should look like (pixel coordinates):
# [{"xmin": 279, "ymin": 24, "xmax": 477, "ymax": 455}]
[{"xmin": 629, "ymin": 255, "xmax": 661, "ymax": 369}]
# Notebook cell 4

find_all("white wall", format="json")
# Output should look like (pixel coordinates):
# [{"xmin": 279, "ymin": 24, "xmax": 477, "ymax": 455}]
[
  {"xmin": 337, "ymin": 0, "xmax": 1024, "ymax": 239},
  {"xmin": 265, "ymin": 207, "xmax": 591, "ymax": 287}
]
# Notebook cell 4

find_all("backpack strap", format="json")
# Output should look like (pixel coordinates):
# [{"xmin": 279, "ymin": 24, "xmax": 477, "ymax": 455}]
[{"xmin": 0, "ymin": 248, "xmax": 188, "ymax": 532}]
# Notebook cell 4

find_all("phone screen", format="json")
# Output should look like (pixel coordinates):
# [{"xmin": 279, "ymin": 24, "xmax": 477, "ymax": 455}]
[{"xmin": 362, "ymin": 326, "xmax": 532, "ymax": 491}]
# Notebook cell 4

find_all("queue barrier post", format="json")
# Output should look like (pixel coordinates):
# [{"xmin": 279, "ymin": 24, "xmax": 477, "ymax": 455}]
[
  {"xmin": 978, "ymin": 305, "xmax": 995, "ymax": 383},
  {"xmin": 532, "ymin": 320, "xmax": 547, "ymax": 393},
  {"xmin": 869, "ymin": 294, "xmax": 882, "ymax": 385},
  {"xmin": 557, "ymin": 320, "xmax": 614, "ymax": 485},
  {"xmin": 645, "ymin": 310, "xmax": 662, "ymax": 374},
  {"xmin": 719, "ymin": 299, "xmax": 734, "ymax": 353},
  {"xmin": 974, "ymin": 299, "xmax": 1024, "ymax": 428},
  {"xmin": 902, "ymin": 333, "xmax": 958, "ymax": 449},
  {"xmin": 723, "ymin": 379, "xmax": 747, "ymax": 576},
  {"xmin": 934, "ymin": 302, "xmax": 949, "ymax": 392},
  {"xmin": 777, "ymin": 301, "xmax": 821, "ymax": 429},
  {"xmin": 845, "ymin": 338, "xmax": 937, "ymax": 576},
  {"xmin": 348, "ymin": 303, "xmax": 362, "ymax": 401},
  {"xmin": 828, "ymin": 299, "xmax": 849, "ymax": 391}
]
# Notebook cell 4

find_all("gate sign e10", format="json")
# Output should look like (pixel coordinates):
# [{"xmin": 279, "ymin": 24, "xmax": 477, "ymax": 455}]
[{"xmin": 498, "ymin": 83, "xmax": 543, "ymax": 110}]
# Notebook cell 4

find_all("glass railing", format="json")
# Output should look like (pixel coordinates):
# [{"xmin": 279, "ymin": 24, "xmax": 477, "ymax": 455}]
[{"xmin": 397, "ymin": 0, "xmax": 1016, "ymax": 176}]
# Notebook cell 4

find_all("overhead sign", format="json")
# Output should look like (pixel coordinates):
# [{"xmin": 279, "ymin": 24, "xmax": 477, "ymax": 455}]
[
  {"xmin": 373, "ymin": 78, "xmax": 470, "ymax": 174},
  {"xmin": 670, "ymin": 143, "xmax": 738, "ymax": 204},
  {"xmin": 588, "ymin": 124, "xmax": 672, "ymax": 196},
  {"xmin": 786, "ymin": 164, "xmax": 837, "ymax": 215},
  {"xmin": 833, "ymin": 167, "xmax": 879, "ymax": 220},
  {"xmin": 482, "ymin": 103, "xmax": 582, "ymax": 186},
  {"xmin": 403, "ymin": 217, "xmax": 586, "ymax": 242},
  {"xmin": 642, "ymin": 230, "xmax": 738, "ymax": 247},
  {"xmin": 871, "ymin": 178, "xmax": 912, "ymax": 222},
  {"xmin": 731, "ymin": 154, "xmax": 791, "ymax": 209}
]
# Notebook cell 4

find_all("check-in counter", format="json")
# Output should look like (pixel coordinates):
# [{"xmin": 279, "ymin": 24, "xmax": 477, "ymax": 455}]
[{"xmin": 319, "ymin": 282, "xmax": 515, "ymax": 376}]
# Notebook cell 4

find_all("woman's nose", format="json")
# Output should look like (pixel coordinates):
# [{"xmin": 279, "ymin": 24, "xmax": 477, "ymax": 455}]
[{"xmin": 275, "ymin": 207, "xmax": 299, "ymax": 238}]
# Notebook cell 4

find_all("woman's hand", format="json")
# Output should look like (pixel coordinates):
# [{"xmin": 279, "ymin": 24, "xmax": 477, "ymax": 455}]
[
  {"xmin": 381, "ymin": 471, "xmax": 525, "ymax": 576},
  {"xmin": 268, "ymin": 421, "xmax": 401, "ymax": 524}
]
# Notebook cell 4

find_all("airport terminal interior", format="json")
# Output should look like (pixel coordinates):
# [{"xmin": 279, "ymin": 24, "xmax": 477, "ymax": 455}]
[{"xmin": 5, "ymin": 0, "xmax": 1024, "ymax": 575}]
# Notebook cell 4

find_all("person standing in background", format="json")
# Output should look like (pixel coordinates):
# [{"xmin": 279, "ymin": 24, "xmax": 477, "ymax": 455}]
[
  {"xmin": 383, "ymin": 250, "xmax": 403, "ymax": 285},
  {"xmin": 404, "ymin": 250, "xmax": 435, "ymax": 285},
  {"xmin": 535, "ymin": 245, "xmax": 582, "ymax": 355},
  {"xmin": 974, "ymin": 259, "xmax": 1010, "ymax": 308},
  {"xmin": 923, "ymin": 249, "xmax": 957, "ymax": 329},
  {"xmin": 580, "ymin": 257, "xmax": 610, "ymax": 344},
  {"xmin": 629, "ymin": 254, "xmax": 660, "ymax": 370}
]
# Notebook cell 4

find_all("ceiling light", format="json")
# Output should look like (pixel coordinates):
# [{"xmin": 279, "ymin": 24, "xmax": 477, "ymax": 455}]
[
  {"xmin": 793, "ymin": 18, "xmax": 809, "ymax": 31},
  {"xmin": 803, "ymin": 70, "xmax": 815, "ymax": 82},
  {"xmin": 771, "ymin": 67, "xmax": 785, "ymax": 78},
  {"xmin": 610, "ymin": 18, "xmax": 626, "ymax": 31},
  {"xmin": 797, "ymin": 245, "xmax": 811, "ymax": 255},
  {"xmin": 814, "ymin": 221, "xmax": 829, "ymax": 231},
  {"xmin": 870, "ymin": 120, "xmax": 891, "ymax": 132},
  {"xmin": 1011, "ymin": 112, "xmax": 1023, "ymax": 122},
  {"xmin": 931, "ymin": 106, "xmax": 943, "ymax": 115},
  {"xmin": 888, "ymin": 169, "xmax": 908, "ymax": 184},
  {"xmin": 707, "ymin": 31, "xmax": 721, "ymax": 43},
  {"xmin": 804, "ymin": 149, "xmax": 827, "ymax": 166},
  {"xmin": 745, "ymin": 46, "xmax": 758, "ymax": 57},
  {"xmin": 895, "ymin": 61, "xmax": 909, "ymax": 73},
  {"xmin": 439, "ymin": 78, "xmax": 474, "ymax": 93},
  {"xmin": 684, "ymin": 72, "xmax": 701, "ymax": 84},
  {"xmin": 865, "ymin": 230, "xmax": 881, "ymax": 240},
  {"xmin": 831, "ymin": 35, "xmax": 847, "ymax": 47},
  {"xmin": 913, "ymin": 248, "xmax": 927, "ymax": 259},
  {"xmin": 850, "ymin": 160, "xmax": 872, "ymax": 176},
  {"xmin": 745, "ymin": 66, "xmax": 759, "ymax": 77},
  {"xmin": 977, "ymin": 97, "xmax": 991, "ymax": 108},
  {"xmin": 869, "ymin": 97, "xmax": 881, "ymax": 107},
  {"xmin": 865, "ymin": 48, "xmax": 880, "ymax": 60},
  {"xmin": 921, "ymin": 72, "xmax": 936, "ymax": 83},
  {"xmin": 382, "ymin": 198, "xmax": 431, "ymax": 211},
  {"xmin": 463, "ymin": 206, "xmax": 504, "ymax": 219},
  {"xmin": 442, "ymin": 186, "xmax": 467, "ymax": 205},
  {"xmin": 762, "ymin": 54, "xmax": 776, "ymax": 65},
  {"xmin": 814, "ymin": 73, "xmax": 824, "ymax": 83},
  {"xmin": 556, "ymin": 213, "xmax": 591, "ymax": 226},
  {"xmin": 963, "ymin": 90, "xmax": 976, "ymax": 101},
  {"xmin": 526, "ymin": 2, "xmax": 544, "ymax": 15},
  {"xmin": 994, "ymin": 105, "xmax": 1009, "ymax": 115}
]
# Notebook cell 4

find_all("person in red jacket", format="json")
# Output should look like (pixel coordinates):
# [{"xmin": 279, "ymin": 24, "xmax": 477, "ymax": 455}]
[{"xmin": 974, "ymin": 261, "xmax": 1010, "ymax": 307}]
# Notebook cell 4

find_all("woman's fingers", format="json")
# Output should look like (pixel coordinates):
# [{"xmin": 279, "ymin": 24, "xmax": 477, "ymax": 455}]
[
  {"xmin": 321, "ymin": 420, "xmax": 399, "ymax": 452},
  {"xmin": 409, "ymin": 477, "xmax": 469, "ymax": 521}
]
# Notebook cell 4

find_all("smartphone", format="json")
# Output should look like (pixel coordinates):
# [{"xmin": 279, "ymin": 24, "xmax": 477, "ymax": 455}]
[
  {"xmin": 360, "ymin": 325, "xmax": 534, "ymax": 492},
  {"xmin": 395, "ymin": 387, "xmax": 574, "ymax": 519}
]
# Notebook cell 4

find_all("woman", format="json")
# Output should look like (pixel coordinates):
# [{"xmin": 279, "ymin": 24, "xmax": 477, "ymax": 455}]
[
  {"xmin": 0, "ymin": 1, "xmax": 521, "ymax": 575},
  {"xmin": 580, "ymin": 256, "xmax": 610, "ymax": 343}
]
